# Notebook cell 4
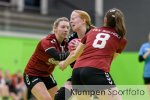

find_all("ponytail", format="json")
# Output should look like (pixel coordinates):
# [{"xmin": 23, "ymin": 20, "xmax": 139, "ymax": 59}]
[
  {"xmin": 105, "ymin": 8, "xmax": 126, "ymax": 38},
  {"xmin": 114, "ymin": 11, "xmax": 126, "ymax": 38}
]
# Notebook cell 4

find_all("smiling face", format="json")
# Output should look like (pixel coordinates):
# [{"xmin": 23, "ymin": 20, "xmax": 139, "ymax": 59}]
[
  {"xmin": 55, "ymin": 21, "xmax": 70, "ymax": 39},
  {"xmin": 70, "ymin": 11, "xmax": 85, "ymax": 32}
]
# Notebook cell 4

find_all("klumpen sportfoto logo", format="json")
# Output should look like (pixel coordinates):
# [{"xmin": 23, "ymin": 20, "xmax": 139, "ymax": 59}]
[
  {"xmin": 70, "ymin": 88, "xmax": 145, "ymax": 97},
  {"xmin": 65, "ymin": 85, "xmax": 150, "ymax": 100}
]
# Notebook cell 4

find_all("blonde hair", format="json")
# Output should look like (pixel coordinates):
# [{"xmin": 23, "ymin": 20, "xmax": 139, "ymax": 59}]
[
  {"xmin": 52, "ymin": 17, "xmax": 70, "ymax": 33},
  {"xmin": 72, "ymin": 10, "xmax": 95, "ymax": 28}
]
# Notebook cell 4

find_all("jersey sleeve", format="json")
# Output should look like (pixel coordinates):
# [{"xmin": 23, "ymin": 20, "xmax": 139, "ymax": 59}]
[
  {"xmin": 116, "ymin": 37, "xmax": 127, "ymax": 53},
  {"xmin": 41, "ymin": 38, "xmax": 56, "ymax": 51},
  {"xmin": 138, "ymin": 44, "xmax": 145, "ymax": 56}
]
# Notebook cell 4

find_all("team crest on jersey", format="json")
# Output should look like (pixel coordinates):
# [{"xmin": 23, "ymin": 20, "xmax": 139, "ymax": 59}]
[
  {"xmin": 47, "ymin": 58, "xmax": 59, "ymax": 65},
  {"xmin": 51, "ymin": 39, "xmax": 56, "ymax": 43}
]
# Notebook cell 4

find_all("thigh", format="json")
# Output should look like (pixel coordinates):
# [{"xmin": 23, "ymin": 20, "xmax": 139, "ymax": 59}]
[
  {"xmin": 80, "ymin": 67, "xmax": 115, "ymax": 91},
  {"xmin": 24, "ymin": 73, "xmax": 42, "ymax": 91},
  {"xmin": 42, "ymin": 74, "xmax": 57, "ymax": 90},
  {"xmin": 48, "ymin": 85, "xmax": 59, "ymax": 100},
  {"xmin": 31, "ymin": 82, "xmax": 51, "ymax": 100},
  {"xmin": 80, "ymin": 67, "xmax": 115, "ymax": 85},
  {"xmin": 72, "ymin": 68, "xmax": 82, "ymax": 85},
  {"xmin": 72, "ymin": 68, "xmax": 86, "ymax": 96},
  {"xmin": 24, "ymin": 74, "xmax": 51, "ymax": 99}
]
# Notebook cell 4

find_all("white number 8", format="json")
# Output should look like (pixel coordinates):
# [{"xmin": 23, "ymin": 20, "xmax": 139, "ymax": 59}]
[{"xmin": 92, "ymin": 33, "xmax": 110, "ymax": 49}]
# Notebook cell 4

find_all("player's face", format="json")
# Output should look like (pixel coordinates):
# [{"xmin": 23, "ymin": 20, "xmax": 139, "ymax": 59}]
[
  {"xmin": 70, "ymin": 12, "xmax": 85, "ymax": 32},
  {"xmin": 55, "ymin": 21, "xmax": 70, "ymax": 39}
]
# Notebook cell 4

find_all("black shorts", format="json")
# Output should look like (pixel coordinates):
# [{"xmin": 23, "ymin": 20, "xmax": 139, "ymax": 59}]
[
  {"xmin": 144, "ymin": 77, "xmax": 150, "ymax": 84},
  {"xmin": 24, "ymin": 73, "xmax": 57, "ymax": 91},
  {"xmin": 72, "ymin": 67, "xmax": 115, "ymax": 91}
]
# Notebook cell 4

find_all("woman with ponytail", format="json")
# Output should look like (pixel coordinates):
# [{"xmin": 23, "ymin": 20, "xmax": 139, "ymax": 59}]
[{"xmin": 58, "ymin": 8, "xmax": 127, "ymax": 100}]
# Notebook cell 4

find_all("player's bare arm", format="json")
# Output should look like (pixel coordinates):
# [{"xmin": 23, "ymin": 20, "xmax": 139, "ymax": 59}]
[{"xmin": 58, "ymin": 43, "xmax": 85, "ymax": 71}]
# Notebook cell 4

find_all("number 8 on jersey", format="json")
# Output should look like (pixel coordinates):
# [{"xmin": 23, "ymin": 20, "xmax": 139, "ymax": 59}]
[{"xmin": 92, "ymin": 33, "xmax": 110, "ymax": 49}]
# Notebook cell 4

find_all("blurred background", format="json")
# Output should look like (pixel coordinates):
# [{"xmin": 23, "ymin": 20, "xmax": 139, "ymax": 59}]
[{"xmin": 0, "ymin": 0, "xmax": 150, "ymax": 89}]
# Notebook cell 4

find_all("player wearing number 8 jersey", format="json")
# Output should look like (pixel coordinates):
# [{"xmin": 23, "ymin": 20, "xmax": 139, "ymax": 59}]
[
  {"xmin": 59, "ymin": 8, "xmax": 127, "ymax": 100},
  {"xmin": 72, "ymin": 26, "xmax": 126, "ymax": 72}
]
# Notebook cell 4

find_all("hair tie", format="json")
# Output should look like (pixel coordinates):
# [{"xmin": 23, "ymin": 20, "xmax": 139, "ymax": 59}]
[{"xmin": 112, "ymin": 15, "xmax": 115, "ymax": 18}]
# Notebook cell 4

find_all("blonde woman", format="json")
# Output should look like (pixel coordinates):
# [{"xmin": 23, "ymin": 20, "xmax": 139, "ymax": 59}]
[{"xmin": 24, "ymin": 17, "xmax": 70, "ymax": 100}]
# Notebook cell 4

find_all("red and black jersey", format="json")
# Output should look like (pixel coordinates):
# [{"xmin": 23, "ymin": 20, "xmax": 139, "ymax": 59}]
[
  {"xmin": 68, "ymin": 28, "xmax": 92, "ymax": 68},
  {"xmin": 24, "ymin": 34, "xmax": 68, "ymax": 76},
  {"xmin": 74, "ymin": 26, "xmax": 127, "ymax": 72}
]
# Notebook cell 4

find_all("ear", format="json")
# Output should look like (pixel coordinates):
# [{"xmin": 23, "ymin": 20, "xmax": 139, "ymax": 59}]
[
  {"xmin": 104, "ymin": 17, "xmax": 107, "ymax": 23},
  {"xmin": 53, "ymin": 28, "xmax": 57, "ymax": 33},
  {"xmin": 82, "ymin": 19, "xmax": 86, "ymax": 24}
]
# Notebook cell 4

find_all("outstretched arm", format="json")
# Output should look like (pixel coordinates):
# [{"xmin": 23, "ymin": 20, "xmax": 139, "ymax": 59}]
[
  {"xmin": 58, "ymin": 42, "xmax": 85, "ymax": 71},
  {"xmin": 46, "ymin": 48, "xmax": 69, "ymax": 61}
]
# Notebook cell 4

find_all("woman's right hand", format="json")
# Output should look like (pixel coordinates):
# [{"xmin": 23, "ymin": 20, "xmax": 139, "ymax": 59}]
[{"xmin": 58, "ymin": 61, "xmax": 67, "ymax": 71}]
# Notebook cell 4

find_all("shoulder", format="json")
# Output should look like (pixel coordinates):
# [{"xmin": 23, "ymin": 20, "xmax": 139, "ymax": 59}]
[
  {"xmin": 41, "ymin": 34, "xmax": 57, "ymax": 45},
  {"xmin": 143, "ymin": 42, "xmax": 149, "ymax": 46},
  {"xmin": 45, "ymin": 33, "xmax": 56, "ymax": 40},
  {"xmin": 43, "ymin": 34, "xmax": 56, "ymax": 41},
  {"xmin": 140, "ymin": 42, "xmax": 149, "ymax": 48}
]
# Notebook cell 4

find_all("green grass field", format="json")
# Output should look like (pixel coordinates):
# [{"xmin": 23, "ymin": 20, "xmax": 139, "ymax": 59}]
[{"xmin": 0, "ymin": 37, "xmax": 145, "ymax": 87}]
